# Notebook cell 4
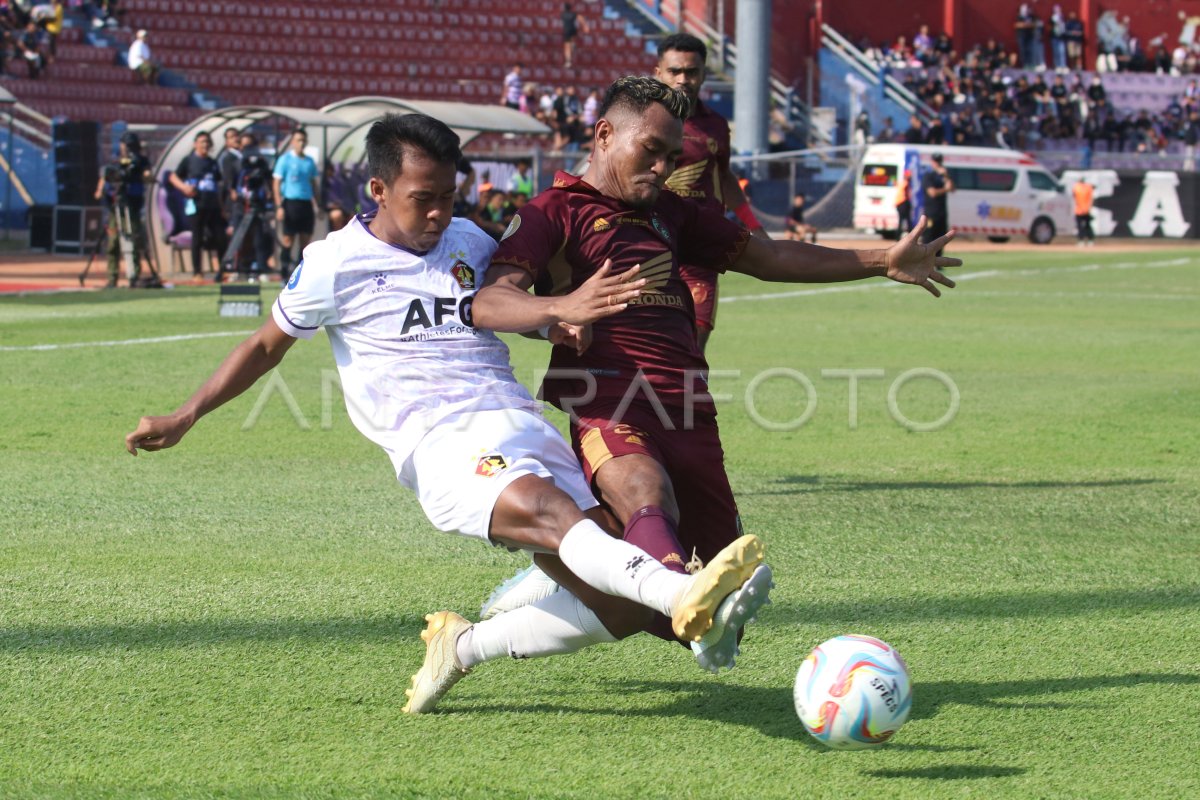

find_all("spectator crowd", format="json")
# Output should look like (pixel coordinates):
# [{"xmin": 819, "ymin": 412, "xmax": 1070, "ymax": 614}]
[{"xmin": 857, "ymin": 6, "xmax": 1200, "ymax": 157}]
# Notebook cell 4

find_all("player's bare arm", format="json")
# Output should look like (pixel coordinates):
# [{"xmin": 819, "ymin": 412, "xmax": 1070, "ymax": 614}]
[
  {"xmin": 474, "ymin": 260, "xmax": 645, "ymax": 332},
  {"xmin": 729, "ymin": 215, "xmax": 962, "ymax": 298},
  {"xmin": 125, "ymin": 318, "xmax": 297, "ymax": 455},
  {"xmin": 719, "ymin": 165, "xmax": 771, "ymax": 242}
]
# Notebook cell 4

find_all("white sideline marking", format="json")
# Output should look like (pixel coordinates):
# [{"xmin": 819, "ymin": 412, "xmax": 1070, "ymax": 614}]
[
  {"xmin": 0, "ymin": 330, "xmax": 255, "ymax": 352},
  {"xmin": 720, "ymin": 257, "xmax": 1196, "ymax": 304},
  {"xmin": 2, "ymin": 257, "xmax": 1194, "ymax": 352}
]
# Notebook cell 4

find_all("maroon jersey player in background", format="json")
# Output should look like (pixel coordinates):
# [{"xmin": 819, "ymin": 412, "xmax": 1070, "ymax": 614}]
[
  {"xmin": 474, "ymin": 77, "xmax": 960, "ymax": 670},
  {"xmin": 655, "ymin": 33, "xmax": 772, "ymax": 353}
]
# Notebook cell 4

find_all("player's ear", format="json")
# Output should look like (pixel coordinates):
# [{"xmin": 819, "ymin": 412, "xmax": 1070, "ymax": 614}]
[
  {"xmin": 594, "ymin": 118, "xmax": 614, "ymax": 151},
  {"xmin": 368, "ymin": 177, "xmax": 387, "ymax": 207}
]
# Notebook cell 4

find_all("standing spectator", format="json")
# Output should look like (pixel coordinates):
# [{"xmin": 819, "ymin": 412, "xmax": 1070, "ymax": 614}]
[
  {"xmin": 561, "ymin": 2, "xmax": 587, "ymax": 69},
  {"xmin": 894, "ymin": 168, "xmax": 913, "ymax": 236},
  {"xmin": 127, "ymin": 29, "xmax": 157, "ymax": 85},
  {"xmin": 218, "ymin": 126, "xmax": 243, "ymax": 221},
  {"xmin": 31, "ymin": 1, "xmax": 61, "ymax": 60},
  {"xmin": 784, "ymin": 193, "xmax": 818, "ymax": 242},
  {"xmin": 1049, "ymin": 5, "xmax": 1067, "ymax": 72},
  {"xmin": 1072, "ymin": 177, "xmax": 1094, "ymax": 246},
  {"xmin": 877, "ymin": 116, "xmax": 897, "ymax": 143},
  {"xmin": 500, "ymin": 62, "xmax": 523, "ymax": 110},
  {"xmin": 169, "ymin": 130, "xmax": 225, "ymax": 279},
  {"xmin": 853, "ymin": 109, "xmax": 871, "ymax": 146},
  {"xmin": 1014, "ymin": 4, "xmax": 1036, "ymax": 68},
  {"xmin": 904, "ymin": 113, "xmax": 924, "ymax": 143},
  {"xmin": 16, "ymin": 21, "xmax": 44, "ymax": 78},
  {"xmin": 273, "ymin": 128, "xmax": 320, "ymax": 280},
  {"xmin": 922, "ymin": 153, "xmax": 954, "ymax": 256},
  {"xmin": 1064, "ymin": 10, "xmax": 1085, "ymax": 70},
  {"xmin": 1183, "ymin": 110, "xmax": 1199, "ymax": 171},
  {"xmin": 581, "ymin": 86, "xmax": 600, "ymax": 128}
]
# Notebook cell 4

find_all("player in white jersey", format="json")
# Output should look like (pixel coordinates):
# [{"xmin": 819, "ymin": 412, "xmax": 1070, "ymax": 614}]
[{"xmin": 124, "ymin": 113, "xmax": 768, "ymax": 714}]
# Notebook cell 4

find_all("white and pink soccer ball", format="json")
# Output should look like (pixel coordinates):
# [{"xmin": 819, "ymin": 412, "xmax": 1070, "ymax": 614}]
[{"xmin": 793, "ymin": 634, "xmax": 913, "ymax": 750}]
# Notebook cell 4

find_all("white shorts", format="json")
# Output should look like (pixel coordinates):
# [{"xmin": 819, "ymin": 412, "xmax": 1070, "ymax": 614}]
[{"xmin": 401, "ymin": 407, "xmax": 598, "ymax": 542}]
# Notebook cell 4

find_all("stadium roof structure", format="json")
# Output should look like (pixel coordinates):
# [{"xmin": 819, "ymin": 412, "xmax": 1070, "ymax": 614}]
[
  {"xmin": 320, "ymin": 97, "xmax": 550, "ymax": 161},
  {"xmin": 146, "ymin": 99, "xmax": 548, "ymax": 277}
]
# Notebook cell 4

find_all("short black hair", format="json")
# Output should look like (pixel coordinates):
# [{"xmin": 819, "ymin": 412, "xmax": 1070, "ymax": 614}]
[
  {"xmin": 365, "ymin": 113, "xmax": 462, "ymax": 185},
  {"xmin": 658, "ymin": 32, "xmax": 707, "ymax": 62},
  {"xmin": 598, "ymin": 76, "xmax": 691, "ymax": 123}
]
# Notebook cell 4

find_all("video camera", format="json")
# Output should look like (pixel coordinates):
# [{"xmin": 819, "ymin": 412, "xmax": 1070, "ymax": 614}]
[
  {"xmin": 103, "ymin": 132, "xmax": 148, "ymax": 207},
  {"xmin": 239, "ymin": 154, "xmax": 274, "ymax": 210}
]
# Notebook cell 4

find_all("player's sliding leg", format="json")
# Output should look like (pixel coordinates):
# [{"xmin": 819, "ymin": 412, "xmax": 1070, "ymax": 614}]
[
  {"xmin": 404, "ymin": 590, "xmax": 620, "ymax": 714},
  {"xmin": 479, "ymin": 561, "xmax": 560, "ymax": 620},
  {"xmin": 489, "ymin": 474, "xmax": 762, "ymax": 639}
]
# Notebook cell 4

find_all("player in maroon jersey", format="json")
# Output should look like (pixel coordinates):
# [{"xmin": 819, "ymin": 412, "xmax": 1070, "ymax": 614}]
[
  {"xmin": 654, "ymin": 33, "xmax": 772, "ymax": 353},
  {"xmin": 474, "ymin": 77, "xmax": 958, "ymax": 667}
]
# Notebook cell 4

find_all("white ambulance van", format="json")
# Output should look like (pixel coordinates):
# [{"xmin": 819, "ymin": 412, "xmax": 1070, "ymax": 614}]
[{"xmin": 853, "ymin": 144, "xmax": 1075, "ymax": 244}]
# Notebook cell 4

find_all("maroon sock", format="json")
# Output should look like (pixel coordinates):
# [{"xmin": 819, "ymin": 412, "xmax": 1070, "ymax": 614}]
[{"xmin": 623, "ymin": 505, "xmax": 688, "ymax": 574}]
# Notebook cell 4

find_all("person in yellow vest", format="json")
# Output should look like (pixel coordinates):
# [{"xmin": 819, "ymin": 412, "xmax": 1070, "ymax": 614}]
[
  {"xmin": 1073, "ymin": 176, "xmax": 1095, "ymax": 247},
  {"xmin": 506, "ymin": 159, "xmax": 534, "ymax": 198},
  {"xmin": 895, "ymin": 168, "xmax": 913, "ymax": 236}
]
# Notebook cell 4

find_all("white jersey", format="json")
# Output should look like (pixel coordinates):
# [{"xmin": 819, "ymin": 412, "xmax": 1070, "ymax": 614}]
[{"xmin": 272, "ymin": 214, "xmax": 540, "ymax": 483}]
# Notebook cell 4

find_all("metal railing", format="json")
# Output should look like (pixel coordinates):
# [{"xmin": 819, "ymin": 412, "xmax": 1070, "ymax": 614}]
[{"xmin": 820, "ymin": 23, "xmax": 936, "ymax": 122}]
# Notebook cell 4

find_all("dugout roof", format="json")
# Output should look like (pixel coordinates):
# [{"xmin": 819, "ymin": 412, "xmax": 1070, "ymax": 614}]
[{"xmin": 145, "ymin": 100, "xmax": 548, "ymax": 276}]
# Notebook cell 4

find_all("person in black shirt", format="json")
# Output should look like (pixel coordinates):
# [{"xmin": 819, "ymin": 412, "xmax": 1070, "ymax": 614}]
[
  {"xmin": 93, "ymin": 132, "xmax": 151, "ymax": 287},
  {"xmin": 561, "ymin": 2, "xmax": 587, "ymax": 68},
  {"xmin": 169, "ymin": 130, "xmax": 226, "ymax": 279},
  {"xmin": 784, "ymin": 193, "xmax": 818, "ymax": 243},
  {"xmin": 922, "ymin": 153, "xmax": 954, "ymax": 257}
]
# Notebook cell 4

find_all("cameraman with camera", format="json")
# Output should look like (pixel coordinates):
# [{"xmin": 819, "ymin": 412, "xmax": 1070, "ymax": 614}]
[
  {"xmin": 221, "ymin": 131, "xmax": 275, "ymax": 281},
  {"xmin": 93, "ymin": 131, "xmax": 151, "ymax": 288}
]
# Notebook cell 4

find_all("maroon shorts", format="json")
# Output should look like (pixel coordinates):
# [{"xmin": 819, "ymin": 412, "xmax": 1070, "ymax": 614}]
[
  {"xmin": 680, "ymin": 264, "xmax": 719, "ymax": 332},
  {"xmin": 569, "ymin": 399, "xmax": 742, "ymax": 565}
]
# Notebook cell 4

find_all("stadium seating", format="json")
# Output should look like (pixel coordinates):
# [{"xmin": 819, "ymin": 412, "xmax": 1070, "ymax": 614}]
[{"xmin": 1, "ymin": 0, "xmax": 654, "ymax": 146}]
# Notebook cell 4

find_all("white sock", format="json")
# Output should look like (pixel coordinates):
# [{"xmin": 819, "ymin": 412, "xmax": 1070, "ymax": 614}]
[
  {"xmin": 456, "ymin": 590, "xmax": 617, "ymax": 668},
  {"xmin": 557, "ymin": 519, "xmax": 688, "ymax": 617}
]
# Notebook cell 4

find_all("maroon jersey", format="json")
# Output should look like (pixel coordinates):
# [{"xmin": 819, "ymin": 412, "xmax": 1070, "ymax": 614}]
[
  {"xmin": 664, "ymin": 99, "xmax": 732, "ymax": 213},
  {"xmin": 491, "ymin": 171, "xmax": 749, "ymax": 413}
]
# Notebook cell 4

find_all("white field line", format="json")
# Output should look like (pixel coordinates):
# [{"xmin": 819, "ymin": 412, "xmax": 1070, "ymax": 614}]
[
  {"xmin": 719, "ymin": 257, "xmax": 1196, "ymax": 303},
  {"xmin": 1, "ymin": 257, "xmax": 1195, "ymax": 352},
  {"xmin": 0, "ymin": 330, "xmax": 255, "ymax": 352}
]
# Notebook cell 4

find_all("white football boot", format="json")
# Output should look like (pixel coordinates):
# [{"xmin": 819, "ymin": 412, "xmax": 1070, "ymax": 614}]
[
  {"xmin": 690, "ymin": 563, "xmax": 774, "ymax": 673},
  {"xmin": 479, "ymin": 563, "xmax": 560, "ymax": 620}
]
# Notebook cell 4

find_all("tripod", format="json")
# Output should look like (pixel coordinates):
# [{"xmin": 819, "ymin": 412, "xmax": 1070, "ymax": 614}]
[
  {"xmin": 78, "ymin": 203, "xmax": 162, "ymax": 288},
  {"xmin": 220, "ymin": 202, "xmax": 273, "ymax": 281}
]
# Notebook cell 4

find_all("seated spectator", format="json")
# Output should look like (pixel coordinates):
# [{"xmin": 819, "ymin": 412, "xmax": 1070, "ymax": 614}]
[
  {"xmin": 784, "ymin": 193, "xmax": 817, "ymax": 243},
  {"xmin": 127, "ymin": 29, "xmax": 158, "ymax": 85}
]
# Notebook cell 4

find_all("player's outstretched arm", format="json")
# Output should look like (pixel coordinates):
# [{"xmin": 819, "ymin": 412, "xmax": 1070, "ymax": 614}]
[
  {"xmin": 125, "ymin": 318, "xmax": 297, "ymax": 455},
  {"xmin": 475, "ymin": 260, "xmax": 644, "ymax": 333},
  {"xmin": 728, "ymin": 215, "xmax": 961, "ymax": 297}
]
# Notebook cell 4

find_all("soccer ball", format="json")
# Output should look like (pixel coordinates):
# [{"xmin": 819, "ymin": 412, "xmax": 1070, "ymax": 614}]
[{"xmin": 793, "ymin": 634, "xmax": 912, "ymax": 750}]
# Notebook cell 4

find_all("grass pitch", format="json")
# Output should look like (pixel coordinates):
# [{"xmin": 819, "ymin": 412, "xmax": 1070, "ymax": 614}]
[{"xmin": 1, "ymin": 246, "xmax": 1197, "ymax": 798}]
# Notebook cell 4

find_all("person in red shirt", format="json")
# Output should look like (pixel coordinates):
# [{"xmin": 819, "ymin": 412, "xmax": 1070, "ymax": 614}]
[
  {"xmin": 654, "ymin": 33, "xmax": 771, "ymax": 353},
  {"xmin": 475, "ymin": 76, "xmax": 959, "ymax": 667}
]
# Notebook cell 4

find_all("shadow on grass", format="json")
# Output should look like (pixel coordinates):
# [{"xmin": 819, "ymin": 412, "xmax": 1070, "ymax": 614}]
[
  {"xmin": 767, "ymin": 584, "xmax": 1200, "ymax": 624},
  {"xmin": 862, "ymin": 765, "xmax": 1026, "ymax": 780},
  {"xmin": 464, "ymin": 671, "xmax": 1197, "ymax": 751},
  {"xmin": 0, "ymin": 614, "xmax": 425, "ymax": 653},
  {"xmin": 5, "ymin": 587, "xmax": 1196, "ymax": 653},
  {"xmin": 741, "ymin": 475, "xmax": 1165, "ymax": 496}
]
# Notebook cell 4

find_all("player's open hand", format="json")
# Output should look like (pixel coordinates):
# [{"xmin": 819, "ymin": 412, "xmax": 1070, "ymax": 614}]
[
  {"xmin": 885, "ymin": 215, "xmax": 962, "ymax": 298},
  {"xmin": 125, "ymin": 413, "xmax": 192, "ymax": 456},
  {"xmin": 557, "ymin": 260, "xmax": 644, "ymax": 324}
]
